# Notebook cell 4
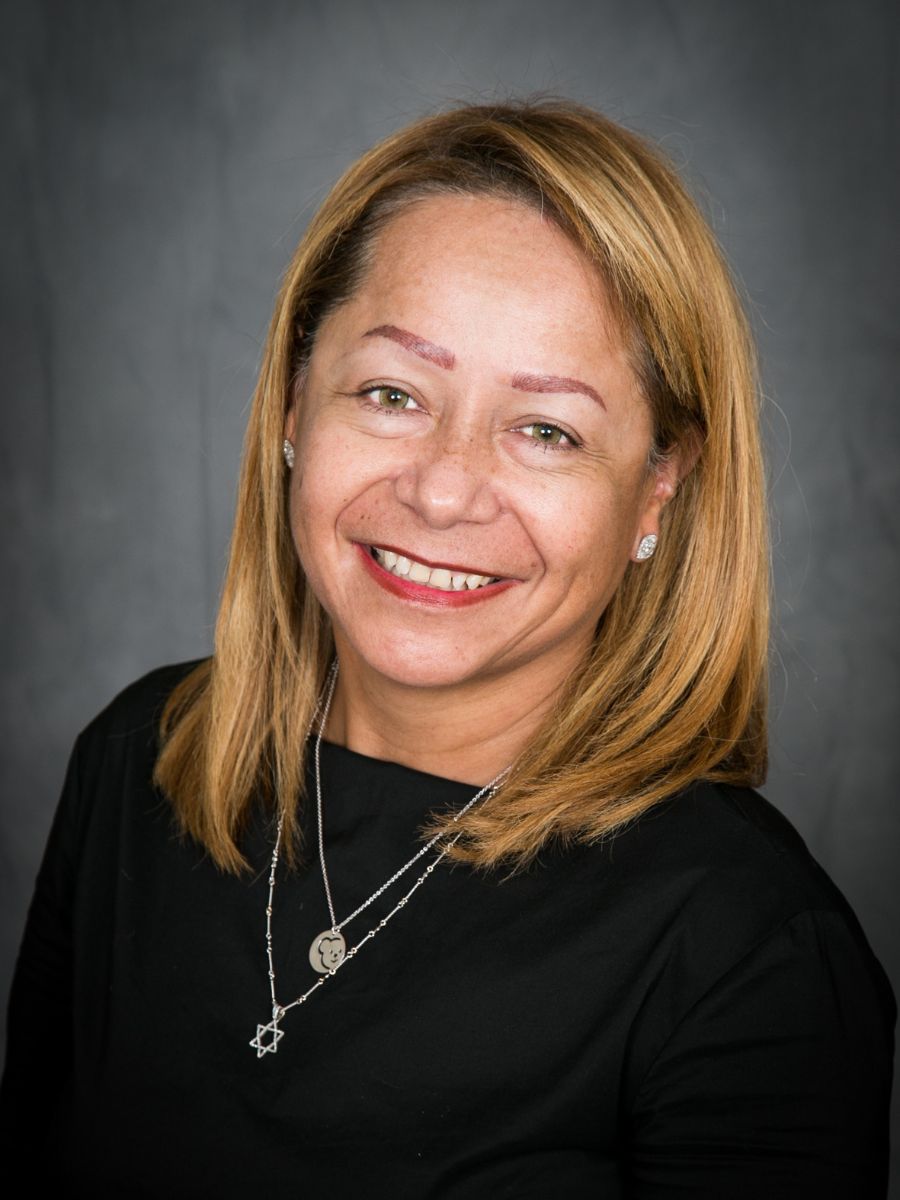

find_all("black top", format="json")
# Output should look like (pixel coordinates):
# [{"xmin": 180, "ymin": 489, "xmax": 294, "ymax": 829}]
[{"xmin": 1, "ymin": 663, "xmax": 894, "ymax": 1197}]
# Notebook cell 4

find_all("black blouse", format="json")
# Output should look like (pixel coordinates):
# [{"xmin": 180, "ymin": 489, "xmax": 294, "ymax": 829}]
[{"xmin": 1, "ymin": 663, "xmax": 894, "ymax": 1197}]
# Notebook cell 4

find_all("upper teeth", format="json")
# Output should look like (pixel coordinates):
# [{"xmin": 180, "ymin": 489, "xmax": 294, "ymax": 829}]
[{"xmin": 372, "ymin": 547, "xmax": 498, "ymax": 591}]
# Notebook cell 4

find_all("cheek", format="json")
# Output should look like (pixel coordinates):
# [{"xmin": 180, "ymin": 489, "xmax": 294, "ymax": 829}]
[
  {"xmin": 534, "ymin": 481, "xmax": 638, "ymax": 569},
  {"xmin": 290, "ymin": 430, "xmax": 345, "ymax": 560},
  {"xmin": 294, "ymin": 422, "xmax": 357, "ymax": 509},
  {"xmin": 528, "ymin": 470, "xmax": 649, "ymax": 607},
  {"xmin": 290, "ymin": 425, "xmax": 396, "ymax": 565}
]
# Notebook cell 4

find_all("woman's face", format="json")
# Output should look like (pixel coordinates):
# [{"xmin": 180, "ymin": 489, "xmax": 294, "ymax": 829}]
[{"xmin": 286, "ymin": 195, "xmax": 676, "ymax": 697}]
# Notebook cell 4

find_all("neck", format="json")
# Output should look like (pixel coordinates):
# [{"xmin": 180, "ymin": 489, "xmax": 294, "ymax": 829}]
[{"xmin": 323, "ymin": 639, "xmax": 585, "ymax": 786}]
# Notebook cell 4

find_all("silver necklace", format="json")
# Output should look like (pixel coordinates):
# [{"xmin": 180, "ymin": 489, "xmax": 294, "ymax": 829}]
[{"xmin": 250, "ymin": 663, "xmax": 508, "ymax": 1057}]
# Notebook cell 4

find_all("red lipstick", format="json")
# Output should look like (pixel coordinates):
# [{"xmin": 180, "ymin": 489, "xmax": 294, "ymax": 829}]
[{"xmin": 356, "ymin": 543, "xmax": 516, "ymax": 608}]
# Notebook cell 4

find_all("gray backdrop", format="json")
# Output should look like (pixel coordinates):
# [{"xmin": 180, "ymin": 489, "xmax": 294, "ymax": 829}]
[{"xmin": 2, "ymin": 0, "xmax": 898, "ymax": 1184}]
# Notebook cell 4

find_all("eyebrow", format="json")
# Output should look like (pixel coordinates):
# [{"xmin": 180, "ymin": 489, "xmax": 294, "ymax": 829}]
[
  {"xmin": 511, "ymin": 372, "xmax": 607, "ymax": 411},
  {"xmin": 361, "ymin": 326, "xmax": 605, "ymax": 410},
  {"xmin": 363, "ymin": 325, "xmax": 456, "ymax": 370}
]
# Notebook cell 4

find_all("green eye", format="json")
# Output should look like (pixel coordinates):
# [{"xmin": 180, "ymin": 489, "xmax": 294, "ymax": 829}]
[
  {"xmin": 373, "ymin": 386, "xmax": 414, "ymax": 410},
  {"xmin": 525, "ymin": 422, "xmax": 565, "ymax": 445}
]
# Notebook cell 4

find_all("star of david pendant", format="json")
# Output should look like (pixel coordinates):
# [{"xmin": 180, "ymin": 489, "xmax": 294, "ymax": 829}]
[
  {"xmin": 249, "ymin": 1009, "xmax": 285, "ymax": 1057},
  {"xmin": 309, "ymin": 928, "xmax": 346, "ymax": 974}
]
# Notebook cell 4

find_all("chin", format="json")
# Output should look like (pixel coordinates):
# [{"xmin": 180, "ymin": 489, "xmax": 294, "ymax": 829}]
[{"xmin": 336, "ymin": 629, "xmax": 498, "ymax": 693}]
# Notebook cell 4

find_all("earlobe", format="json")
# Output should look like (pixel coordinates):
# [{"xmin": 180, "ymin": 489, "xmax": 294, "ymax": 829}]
[
  {"xmin": 631, "ymin": 458, "xmax": 679, "ymax": 563},
  {"xmin": 284, "ymin": 406, "xmax": 297, "ymax": 443},
  {"xmin": 283, "ymin": 407, "xmax": 297, "ymax": 471}
]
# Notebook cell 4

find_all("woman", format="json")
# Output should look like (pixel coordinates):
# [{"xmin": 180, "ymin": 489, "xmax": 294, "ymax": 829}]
[{"xmin": 2, "ymin": 101, "xmax": 893, "ymax": 1195}]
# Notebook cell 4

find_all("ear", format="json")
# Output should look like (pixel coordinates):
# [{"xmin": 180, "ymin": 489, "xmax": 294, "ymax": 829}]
[
  {"xmin": 672, "ymin": 422, "xmax": 703, "ymax": 480},
  {"xmin": 284, "ymin": 405, "xmax": 297, "ymax": 444},
  {"xmin": 630, "ymin": 433, "xmax": 700, "ymax": 563},
  {"xmin": 284, "ymin": 324, "xmax": 306, "ymax": 445},
  {"xmin": 285, "ymin": 371, "xmax": 307, "ymax": 448}
]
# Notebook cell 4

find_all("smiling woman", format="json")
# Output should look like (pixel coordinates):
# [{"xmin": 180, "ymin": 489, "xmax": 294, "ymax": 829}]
[
  {"xmin": 1, "ymin": 101, "xmax": 893, "ymax": 1196},
  {"xmin": 285, "ymin": 194, "xmax": 673, "ymax": 711}
]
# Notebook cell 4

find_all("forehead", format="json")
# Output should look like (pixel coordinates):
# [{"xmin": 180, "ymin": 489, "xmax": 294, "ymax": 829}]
[
  {"xmin": 372, "ymin": 192, "xmax": 589, "ymax": 276},
  {"xmin": 330, "ymin": 194, "xmax": 625, "ymax": 363}
]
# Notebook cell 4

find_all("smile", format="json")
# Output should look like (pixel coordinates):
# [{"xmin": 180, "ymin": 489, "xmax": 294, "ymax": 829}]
[{"xmin": 370, "ymin": 546, "xmax": 500, "ymax": 592}]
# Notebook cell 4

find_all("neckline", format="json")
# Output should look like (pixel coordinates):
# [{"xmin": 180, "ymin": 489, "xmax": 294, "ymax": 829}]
[
  {"xmin": 311, "ymin": 739, "xmax": 482, "ymax": 834},
  {"xmin": 316, "ymin": 737, "xmax": 490, "ymax": 793}
]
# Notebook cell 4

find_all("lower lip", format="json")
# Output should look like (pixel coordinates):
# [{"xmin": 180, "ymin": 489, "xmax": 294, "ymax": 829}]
[{"xmin": 356, "ymin": 544, "xmax": 516, "ymax": 608}]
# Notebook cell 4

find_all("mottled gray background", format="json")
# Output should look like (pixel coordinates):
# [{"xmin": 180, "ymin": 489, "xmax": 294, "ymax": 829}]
[{"xmin": 2, "ymin": 0, "xmax": 898, "ymax": 1183}]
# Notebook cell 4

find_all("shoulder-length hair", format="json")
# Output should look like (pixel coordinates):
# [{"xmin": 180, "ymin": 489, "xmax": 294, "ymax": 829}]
[{"xmin": 155, "ymin": 99, "xmax": 768, "ymax": 873}]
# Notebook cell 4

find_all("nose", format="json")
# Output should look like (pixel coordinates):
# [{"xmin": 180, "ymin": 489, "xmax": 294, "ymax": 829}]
[{"xmin": 393, "ymin": 427, "xmax": 501, "ymax": 529}]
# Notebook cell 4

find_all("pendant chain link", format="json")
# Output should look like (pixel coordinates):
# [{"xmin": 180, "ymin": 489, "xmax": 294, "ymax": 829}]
[{"xmin": 251, "ymin": 661, "xmax": 508, "ymax": 1056}]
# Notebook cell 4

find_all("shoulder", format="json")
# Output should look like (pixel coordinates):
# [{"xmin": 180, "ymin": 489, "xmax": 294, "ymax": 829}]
[
  {"xmin": 594, "ymin": 784, "xmax": 896, "ymax": 1124},
  {"xmin": 22, "ymin": 662, "xmax": 209, "ymax": 929},
  {"xmin": 620, "ymin": 786, "xmax": 895, "ymax": 1188},
  {"xmin": 77, "ymin": 659, "xmax": 206, "ymax": 743},
  {"xmin": 584, "ymin": 780, "xmax": 894, "ymax": 1039},
  {"xmin": 70, "ymin": 659, "xmax": 207, "ymax": 783},
  {"xmin": 616, "ymin": 779, "xmax": 856, "ymax": 928}
]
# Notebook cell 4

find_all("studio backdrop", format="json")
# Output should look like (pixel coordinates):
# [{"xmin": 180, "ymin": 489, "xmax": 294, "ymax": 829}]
[{"xmin": 2, "ymin": 0, "xmax": 897, "ymax": 1184}]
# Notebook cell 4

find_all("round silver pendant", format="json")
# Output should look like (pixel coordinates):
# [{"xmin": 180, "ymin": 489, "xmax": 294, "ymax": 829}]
[{"xmin": 309, "ymin": 928, "xmax": 346, "ymax": 974}]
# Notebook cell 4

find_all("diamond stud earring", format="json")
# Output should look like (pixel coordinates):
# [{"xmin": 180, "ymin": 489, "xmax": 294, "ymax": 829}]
[
  {"xmin": 283, "ymin": 439, "xmax": 295, "ymax": 469},
  {"xmin": 635, "ymin": 533, "xmax": 658, "ymax": 561}
]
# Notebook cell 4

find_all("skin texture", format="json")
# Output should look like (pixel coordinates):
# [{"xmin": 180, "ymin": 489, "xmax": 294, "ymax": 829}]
[{"xmin": 285, "ymin": 195, "xmax": 679, "ymax": 782}]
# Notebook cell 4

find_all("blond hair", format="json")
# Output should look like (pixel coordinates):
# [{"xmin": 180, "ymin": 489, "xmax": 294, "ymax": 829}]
[{"xmin": 155, "ymin": 100, "xmax": 768, "ymax": 872}]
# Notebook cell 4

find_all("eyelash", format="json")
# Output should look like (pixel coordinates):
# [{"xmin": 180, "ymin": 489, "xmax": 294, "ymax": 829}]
[
  {"xmin": 355, "ymin": 384, "xmax": 582, "ymax": 450},
  {"xmin": 357, "ymin": 384, "xmax": 421, "ymax": 414},
  {"xmin": 517, "ymin": 422, "xmax": 581, "ymax": 451}
]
